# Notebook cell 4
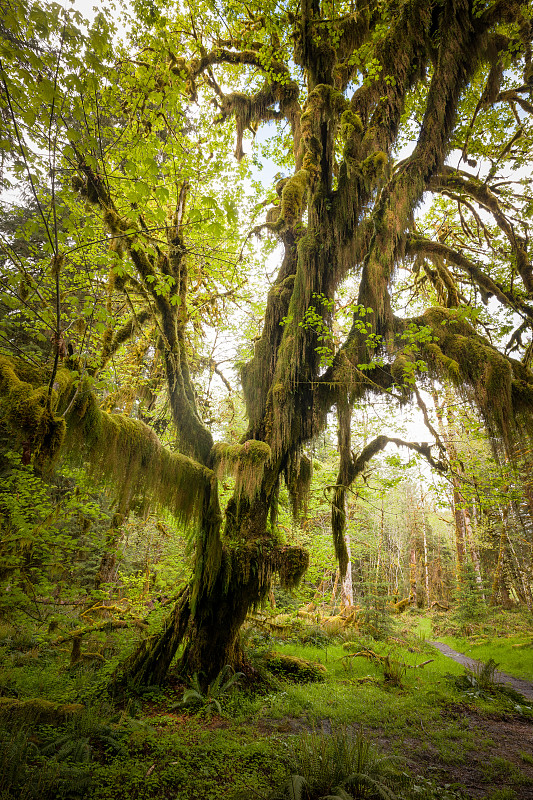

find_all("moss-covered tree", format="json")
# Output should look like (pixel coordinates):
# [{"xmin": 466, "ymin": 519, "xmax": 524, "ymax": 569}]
[{"xmin": 2, "ymin": 0, "xmax": 533, "ymax": 686}]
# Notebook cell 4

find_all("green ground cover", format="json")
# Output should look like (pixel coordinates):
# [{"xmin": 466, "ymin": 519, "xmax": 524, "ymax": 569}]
[
  {"xmin": 439, "ymin": 635, "xmax": 533, "ymax": 681},
  {"xmin": 429, "ymin": 607, "xmax": 533, "ymax": 681},
  {"xmin": 1, "ymin": 610, "xmax": 532, "ymax": 800}
]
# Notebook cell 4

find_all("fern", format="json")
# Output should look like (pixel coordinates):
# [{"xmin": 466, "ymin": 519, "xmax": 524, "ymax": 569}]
[
  {"xmin": 175, "ymin": 665, "xmax": 245, "ymax": 715},
  {"xmin": 266, "ymin": 726, "xmax": 408, "ymax": 800}
]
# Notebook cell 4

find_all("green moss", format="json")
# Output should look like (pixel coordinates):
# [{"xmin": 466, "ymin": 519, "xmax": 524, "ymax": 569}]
[
  {"xmin": 285, "ymin": 451, "xmax": 312, "ymax": 519},
  {"xmin": 414, "ymin": 307, "xmax": 533, "ymax": 446},
  {"xmin": 0, "ymin": 359, "xmax": 212, "ymax": 524},
  {"xmin": 341, "ymin": 108, "xmax": 363, "ymax": 139},
  {"xmin": 390, "ymin": 353, "xmax": 412, "ymax": 386},
  {"xmin": 275, "ymin": 169, "xmax": 309, "ymax": 230},
  {"xmin": 263, "ymin": 652, "xmax": 326, "ymax": 682},
  {"xmin": 221, "ymin": 541, "xmax": 308, "ymax": 604},
  {"xmin": 212, "ymin": 440, "xmax": 271, "ymax": 500},
  {"xmin": 0, "ymin": 698, "xmax": 84, "ymax": 724},
  {"xmin": 65, "ymin": 379, "xmax": 212, "ymax": 522},
  {"xmin": 0, "ymin": 357, "xmax": 66, "ymax": 468},
  {"xmin": 277, "ymin": 544, "xmax": 309, "ymax": 590}
]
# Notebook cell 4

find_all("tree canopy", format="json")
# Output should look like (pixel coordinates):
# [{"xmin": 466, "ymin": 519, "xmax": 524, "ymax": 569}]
[{"xmin": 1, "ymin": 0, "xmax": 533, "ymax": 686}]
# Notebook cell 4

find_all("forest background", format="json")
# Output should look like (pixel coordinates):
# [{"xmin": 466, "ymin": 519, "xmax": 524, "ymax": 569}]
[
  {"xmin": 3, "ymin": 0, "xmax": 533, "ymax": 798},
  {"xmin": 1, "ymin": 0, "xmax": 533, "ymax": 745}
]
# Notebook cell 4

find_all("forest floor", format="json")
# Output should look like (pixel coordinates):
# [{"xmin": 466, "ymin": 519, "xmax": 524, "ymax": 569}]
[
  {"xmin": 1, "ymin": 608, "xmax": 533, "ymax": 799},
  {"xmin": 257, "ymin": 707, "xmax": 533, "ymax": 799},
  {"xmin": 429, "ymin": 640, "xmax": 533, "ymax": 700}
]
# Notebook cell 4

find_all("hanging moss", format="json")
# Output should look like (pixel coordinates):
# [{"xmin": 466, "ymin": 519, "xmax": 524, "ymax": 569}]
[
  {"xmin": 272, "ymin": 169, "xmax": 310, "ymax": 231},
  {"xmin": 0, "ymin": 357, "xmax": 212, "ymax": 524},
  {"xmin": 390, "ymin": 352, "xmax": 414, "ymax": 388},
  {"xmin": 212, "ymin": 440, "xmax": 271, "ymax": 500},
  {"xmin": 277, "ymin": 544, "xmax": 309, "ymax": 590},
  {"xmin": 222, "ymin": 540, "xmax": 308, "ymax": 601},
  {"xmin": 285, "ymin": 451, "xmax": 312, "ymax": 519},
  {"xmin": 414, "ymin": 307, "xmax": 533, "ymax": 447},
  {"xmin": 0, "ymin": 357, "xmax": 66, "ymax": 469},
  {"xmin": 64, "ymin": 377, "xmax": 213, "ymax": 523},
  {"xmin": 240, "ymin": 242, "xmax": 299, "ymax": 438}
]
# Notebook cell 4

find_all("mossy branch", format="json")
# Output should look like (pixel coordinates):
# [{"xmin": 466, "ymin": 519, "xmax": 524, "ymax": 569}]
[
  {"xmin": 348, "ymin": 435, "xmax": 447, "ymax": 482},
  {"xmin": 51, "ymin": 618, "xmax": 149, "ymax": 645},
  {"xmin": 332, "ymin": 430, "xmax": 446, "ymax": 577},
  {"xmin": 0, "ymin": 356, "xmax": 214, "ymax": 523},
  {"xmin": 212, "ymin": 440, "xmax": 271, "ymax": 500},
  {"xmin": 409, "ymin": 306, "xmax": 533, "ymax": 447},
  {"xmin": 0, "ymin": 698, "xmax": 84, "ymax": 724},
  {"xmin": 406, "ymin": 234, "xmax": 533, "ymax": 319},
  {"xmin": 173, "ymin": 46, "xmax": 301, "ymax": 162},
  {"xmin": 72, "ymin": 159, "xmax": 213, "ymax": 465},
  {"xmin": 100, "ymin": 307, "xmax": 153, "ymax": 370},
  {"xmin": 432, "ymin": 167, "xmax": 532, "ymax": 292},
  {"xmin": 64, "ymin": 375, "xmax": 214, "ymax": 522},
  {"xmin": 0, "ymin": 356, "xmax": 67, "ymax": 469}
]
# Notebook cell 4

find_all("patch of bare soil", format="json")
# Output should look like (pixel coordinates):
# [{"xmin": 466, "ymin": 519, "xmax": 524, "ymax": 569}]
[
  {"xmin": 258, "ymin": 709, "xmax": 533, "ymax": 798},
  {"xmin": 397, "ymin": 706, "xmax": 533, "ymax": 799}
]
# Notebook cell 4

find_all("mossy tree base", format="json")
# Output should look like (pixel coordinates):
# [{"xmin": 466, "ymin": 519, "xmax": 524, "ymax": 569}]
[{"xmin": 111, "ymin": 495, "xmax": 309, "ymax": 690}]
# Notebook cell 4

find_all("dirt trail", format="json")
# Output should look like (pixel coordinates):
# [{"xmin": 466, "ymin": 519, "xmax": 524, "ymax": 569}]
[{"xmin": 430, "ymin": 641, "xmax": 533, "ymax": 700}]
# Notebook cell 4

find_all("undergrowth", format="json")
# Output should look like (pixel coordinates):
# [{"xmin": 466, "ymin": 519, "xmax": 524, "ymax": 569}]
[{"xmin": 0, "ymin": 608, "xmax": 532, "ymax": 798}]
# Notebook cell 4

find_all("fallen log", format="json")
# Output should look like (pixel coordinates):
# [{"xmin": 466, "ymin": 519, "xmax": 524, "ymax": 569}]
[{"xmin": 0, "ymin": 698, "xmax": 84, "ymax": 724}]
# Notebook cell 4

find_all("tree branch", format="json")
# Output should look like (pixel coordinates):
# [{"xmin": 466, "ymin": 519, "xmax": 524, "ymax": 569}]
[
  {"xmin": 348, "ymin": 434, "xmax": 447, "ymax": 484},
  {"xmin": 406, "ymin": 233, "xmax": 533, "ymax": 319}
]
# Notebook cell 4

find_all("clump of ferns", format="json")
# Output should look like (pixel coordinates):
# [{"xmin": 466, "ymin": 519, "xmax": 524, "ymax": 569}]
[
  {"xmin": 174, "ymin": 664, "xmax": 245, "ymax": 715},
  {"xmin": 0, "ymin": 719, "xmax": 95, "ymax": 800},
  {"xmin": 0, "ymin": 726, "xmax": 42, "ymax": 799},
  {"xmin": 39, "ymin": 704, "xmax": 127, "ymax": 770},
  {"xmin": 381, "ymin": 654, "xmax": 407, "ymax": 689},
  {"xmin": 448, "ymin": 658, "xmax": 533, "ymax": 710},
  {"xmin": 265, "ymin": 726, "xmax": 409, "ymax": 800}
]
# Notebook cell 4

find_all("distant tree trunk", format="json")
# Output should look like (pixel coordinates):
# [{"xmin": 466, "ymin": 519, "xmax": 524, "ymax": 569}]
[
  {"xmin": 409, "ymin": 543, "xmax": 418, "ymax": 608},
  {"xmin": 422, "ymin": 517, "xmax": 430, "ymax": 608},
  {"xmin": 451, "ymin": 486, "xmax": 467, "ymax": 569},
  {"xmin": 375, "ymin": 494, "xmax": 384, "ymax": 594},
  {"xmin": 96, "ymin": 496, "xmax": 129, "ymax": 590},
  {"xmin": 490, "ymin": 511, "xmax": 513, "ymax": 608},
  {"xmin": 504, "ymin": 512, "xmax": 533, "ymax": 612},
  {"xmin": 341, "ymin": 532, "xmax": 354, "ymax": 608},
  {"xmin": 432, "ymin": 390, "xmax": 488, "ymax": 595},
  {"xmin": 463, "ymin": 504, "xmax": 485, "ymax": 601},
  {"xmin": 433, "ymin": 391, "xmax": 467, "ymax": 574}
]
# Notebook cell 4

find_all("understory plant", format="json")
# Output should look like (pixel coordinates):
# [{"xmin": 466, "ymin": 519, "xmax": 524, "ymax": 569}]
[
  {"xmin": 176, "ymin": 664, "xmax": 244, "ymax": 714},
  {"xmin": 265, "ymin": 726, "xmax": 407, "ymax": 800},
  {"xmin": 447, "ymin": 658, "xmax": 531, "ymax": 709}
]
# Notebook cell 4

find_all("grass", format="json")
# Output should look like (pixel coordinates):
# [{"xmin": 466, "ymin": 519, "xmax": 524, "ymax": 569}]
[
  {"xmin": 430, "ymin": 606, "xmax": 533, "ymax": 681},
  {"xmin": 0, "ymin": 609, "xmax": 532, "ymax": 799},
  {"xmin": 438, "ymin": 635, "xmax": 533, "ymax": 681}
]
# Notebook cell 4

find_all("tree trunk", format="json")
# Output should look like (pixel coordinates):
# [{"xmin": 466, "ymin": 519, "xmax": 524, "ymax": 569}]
[
  {"xmin": 422, "ymin": 516, "xmax": 430, "ymax": 608},
  {"xmin": 490, "ymin": 511, "xmax": 513, "ymax": 608},
  {"xmin": 409, "ymin": 543, "xmax": 418, "ymax": 608},
  {"xmin": 341, "ymin": 531, "xmax": 354, "ymax": 608},
  {"xmin": 463, "ymin": 504, "xmax": 485, "ymax": 601},
  {"xmin": 111, "ymin": 484, "xmax": 308, "ymax": 690}
]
